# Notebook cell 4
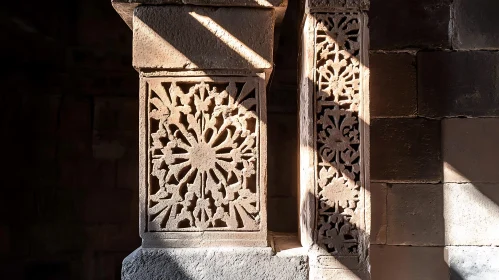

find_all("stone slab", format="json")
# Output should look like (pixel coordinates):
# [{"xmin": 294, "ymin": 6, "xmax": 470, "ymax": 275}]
[
  {"xmin": 387, "ymin": 184, "xmax": 444, "ymax": 246},
  {"xmin": 307, "ymin": 0, "xmax": 369, "ymax": 11},
  {"xmin": 371, "ymin": 118, "xmax": 441, "ymax": 182},
  {"xmin": 444, "ymin": 183, "xmax": 499, "ymax": 245},
  {"xmin": 369, "ymin": 0, "xmax": 450, "ymax": 49},
  {"xmin": 370, "ymin": 245, "xmax": 448, "ymax": 280},
  {"xmin": 453, "ymin": 0, "xmax": 499, "ymax": 49},
  {"xmin": 122, "ymin": 247, "xmax": 308, "ymax": 280},
  {"xmin": 418, "ymin": 51, "xmax": 499, "ymax": 117},
  {"xmin": 370, "ymin": 183, "xmax": 387, "ymax": 244},
  {"xmin": 113, "ymin": 0, "xmax": 285, "ymax": 7},
  {"xmin": 447, "ymin": 246, "xmax": 499, "ymax": 280},
  {"xmin": 133, "ymin": 5, "xmax": 274, "ymax": 70},
  {"xmin": 443, "ymin": 118, "xmax": 499, "ymax": 183},
  {"xmin": 370, "ymin": 53, "xmax": 417, "ymax": 117}
]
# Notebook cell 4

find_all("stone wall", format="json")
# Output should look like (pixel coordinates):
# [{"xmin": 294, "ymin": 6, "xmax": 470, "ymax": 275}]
[
  {"xmin": 369, "ymin": 0, "xmax": 499, "ymax": 279},
  {"xmin": 2, "ymin": 0, "xmax": 499, "ymax": 279}
]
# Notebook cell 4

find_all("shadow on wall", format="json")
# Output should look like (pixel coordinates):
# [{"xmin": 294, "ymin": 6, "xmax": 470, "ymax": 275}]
[{"xmin": 124, "ymin": 1, "xmax": 499, "ymax": 280}]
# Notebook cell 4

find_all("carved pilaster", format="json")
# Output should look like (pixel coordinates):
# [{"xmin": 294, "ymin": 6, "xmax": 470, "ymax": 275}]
[
  {"xmin": 299, "ymin": 0, "xmax": 370, "ymax": 278},
  {"xmin": 113, "ymin": 1, "xmax": 285, "ymax": 248}
]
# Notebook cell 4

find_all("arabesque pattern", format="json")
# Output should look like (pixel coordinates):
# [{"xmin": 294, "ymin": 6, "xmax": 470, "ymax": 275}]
[
  {"xmin": 146, "ymin": 78, "xmax": 260, "ymax": 232},
  {"xmin": 314, "ymin": 13, "xmax": 362, "ymax": 255}
]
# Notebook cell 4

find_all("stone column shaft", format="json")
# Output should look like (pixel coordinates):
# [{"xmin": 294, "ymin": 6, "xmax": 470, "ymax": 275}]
[
  {"xmin": 299, "ymin": 0, "xmax": 370, "ymax": 278},
  {"xmin": 113, "ymin": 1, "xmax": 285, "ymax": 248}
]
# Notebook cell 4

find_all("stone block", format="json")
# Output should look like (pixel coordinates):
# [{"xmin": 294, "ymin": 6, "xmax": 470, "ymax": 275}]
[
  {"xmin": 122, "ymin": 247, "xmax": 308, "ymax": 280},
  {"xmin": 370, "ymin": 245, "xmax": 448, "ymax": 280},
  {"xmin": 387, "ymin": 184, "xmax": 444, "ymax": 245},
  {"xmin": 369, "ymin": 0, "xmax": 451, "ymax": 49},
  {"xmin": 447, "ymin": 246, "xmax": 499, "ymax": 280},
  {"xmin": 85, "ymin": 225, "xmax": 141, "ymax": 252},
  {"xmin": 443, "ymin": 183, "xmax": 499, "ymax": 245},
  {"xmin": 370, "ymin": 183, "xmax": 387, "ymax": 244},
  {"xmin": 443, "ymin": 118, "xmax": 499, "ymax": 182},
  {"xmin": 139, "ymin": 76, "xmax": 267, "ymax": 246},
  {"xmin": 370, "ymin": 53, "xmax": 417, "ymax": 117},
  {"xmin": 268, "ymin": 197, "xmax": 298, "ymax": 233},
  {"xmin": 113, "ymin": 0, "xmax": 285, "ymax": 8},
  {"xmin": 58, "ymin": 159, "xmax": 116, "ymax": 189},
  {"xmin": 371, "ymin": 118, "xmax": 442, "ymax": 182},
  {"xmin": 83, "ymin": 189, "xmax": 133, "ymax": 224},
  {"xmin": 93, "ymin": 97, "xmax": 138, "ymax": 160},
  {"xmin": 418, "ymin": 51, "xmax": 499, "ymax": 117},
  {"xmin": 307, "ymin": 0, "xmax": 369, "ymax": 11},
  {"xmin": 268, "ymin": 113, "xmax": 298, "ymax": 198},
  {"xmin": 453, "ymin": 0, "xmax": 499, "ymax": 49},
  {"xmin": 133, "ymin": 5, "xmax": 274, "ymax": 70}
]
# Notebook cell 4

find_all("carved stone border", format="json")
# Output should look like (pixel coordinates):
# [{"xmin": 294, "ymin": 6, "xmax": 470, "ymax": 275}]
[
  {"xmin": 299, "ymin": 10, "xmax": 370, "ymax": 277},
  {"xmin": 139, "ymin": 73, "xmax": 268, "ymax": 247}
]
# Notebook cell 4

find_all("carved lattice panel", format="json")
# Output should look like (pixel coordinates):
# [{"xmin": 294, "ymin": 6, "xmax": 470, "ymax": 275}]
[
  {"xmin": 144, "ymin": 77, "xmax": 263, "ymax": 234},
  {"xmin": 314, "ymin": 13, "xmax": 363, "ymax": 256}
]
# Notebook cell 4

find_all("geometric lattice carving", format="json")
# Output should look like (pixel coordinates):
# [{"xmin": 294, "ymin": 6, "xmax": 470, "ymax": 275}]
[
  {"xmin": 146, "ymin": 78, "xmax": 261, "ymax": 232},
  {"xmin": 314, "ymin": 13, "xmax": 362, "ymax": 255}
]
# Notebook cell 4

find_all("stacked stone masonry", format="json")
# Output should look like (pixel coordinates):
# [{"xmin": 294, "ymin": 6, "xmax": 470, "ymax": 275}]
[{"xmin": 370, "ymin": 0, "xmax": 499, "ymax": 279}]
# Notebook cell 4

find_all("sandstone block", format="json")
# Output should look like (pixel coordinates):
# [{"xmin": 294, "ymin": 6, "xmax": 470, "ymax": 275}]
[
  {"xmin": 370, "ymin": 53, "xmax": 417, "ymax": 117},
  {"xmin": 443, "ymin": 118, "xmax": 499, "ymax": 182},
  {"xmin": 307, "ymin": 0, "xmax": 369, "ymax": 11},
  {"xmin": 133, "ymin": 6, "xmax": 274, "ymax": 70},
  {"xmin": 83, "ymin": 189, "xmax": 133, "ymax": 224},
  {"xmin": 443, "ymin": 183, "xmax": 499, "ymax": 245},
  {"xmin": 387, "ymin": 184, "xmax": 444, "ymax": 245},
  {"xmin": 122, "ymin": 247, "xmax": 308, "ymax": 280},
  {"xmin": 452, "ymin": 0, "xmax": 499, "ymax": 49},
  {"xmin": 418, "ymin": 51, "xmax": 499, "ymax": 117},
  {"xmin": 371, "ymin": 118, "xmax": 441, "ymax": 182},
  {"xmin": 370, "ymin": 183, "xmax": 387, "ymax": 244},
  {"xmin": 370, "ymin": 245, "xmax": 448, "ymax": 280},
  {"xmin": 113, "ymin": 0, "xmax": 285, "ymax": 8},
  {"xmin": 369, "ymin": 0, "xmax": 450, "ymax": 49},
  {"xmin": 447, "ymin": 246, "xmax": 499, "ymax": 280}
]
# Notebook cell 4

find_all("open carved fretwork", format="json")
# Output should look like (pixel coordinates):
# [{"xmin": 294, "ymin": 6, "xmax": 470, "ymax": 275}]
[
  {"xmin": 146, "ymin": 77, "xmax": 261, "ymax": 232},
  {"xmin": 314, "ymin": 13, "xmax": 363, "ymax": 256}
]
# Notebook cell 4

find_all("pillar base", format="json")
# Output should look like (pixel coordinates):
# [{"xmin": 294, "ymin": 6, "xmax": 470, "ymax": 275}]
[{"xmin": 122, "ymin": 246, "xmax": 308, "ymax": 280}]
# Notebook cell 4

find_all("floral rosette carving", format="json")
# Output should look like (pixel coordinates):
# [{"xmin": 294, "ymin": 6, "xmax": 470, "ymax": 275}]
[
  {"xmin": 314, "ymin": 13, "xmax": 362, "ymax": 255},
  {"xmin": 147, "ymin": 79, "xmax": 260, "ymax": 231}
]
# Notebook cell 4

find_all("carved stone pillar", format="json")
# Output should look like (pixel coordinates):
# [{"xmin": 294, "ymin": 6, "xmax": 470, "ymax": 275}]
[
  {"xmin": 112, "ymin": 1, "xmax": 284, "ymax": 248},
  {"xmin": 299, "ymin": 0, "xmax": 370, "ymax": 279}
]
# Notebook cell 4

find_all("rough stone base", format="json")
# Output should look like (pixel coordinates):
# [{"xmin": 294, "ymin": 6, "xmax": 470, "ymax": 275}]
[{"xmin": 122, "ymin": 247, "xmax": 308, "ymax": 280}]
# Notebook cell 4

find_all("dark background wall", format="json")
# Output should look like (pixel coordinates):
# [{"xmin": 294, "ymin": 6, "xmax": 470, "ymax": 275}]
[{"xmin": 2, "ymin": 0, "xmax": 499, "ymax": 279}]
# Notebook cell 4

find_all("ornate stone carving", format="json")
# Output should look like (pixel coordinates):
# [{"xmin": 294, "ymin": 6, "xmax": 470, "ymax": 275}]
[
  {"xmin": 145, "ymin": 77, "xmax": 262, "ymax": 233},
  {"xmin": 314, "ymin": 13, "xmax": 362, "ymax": 256}
]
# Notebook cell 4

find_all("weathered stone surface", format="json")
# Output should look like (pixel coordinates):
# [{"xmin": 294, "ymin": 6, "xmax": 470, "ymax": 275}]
[
  {"xmin": 447, "ymin": 246, "xmax": 499, "ymax": 280},
  {"xmin": 307, "ymin": 0, "xmax": 369, "ymax": 11},
  {"xmin": 122, "ymin": 247, "xmax": 308, "ymax": 280},
  {"xmin": 133, "ymin": 5, "xmax": 274, "ymax": 70},
  {"xmin": 453, "ymin": 0, "xmax": 499, "ymax": 49},
  {"xmin": 371, "ymin": 245, "xmax": 448, "ymax": 280},
  {"xmin": 444, "ymin": 183, "xmax": 499, "ymax": 245},
  {"xmin": 370, "ymin": 183, "xmax": 387, "ymax": 244},
  {"xmin": 387, "ymin": 184, "xmax": 444, "ymax": 245},
  {"xmin": 418, "ymin": 51, "xmax": 499, "ymax": 117},
  {"xmin": 369, "ymin": 0, "xmax": 451, "ymax": 49},
  {"xmin": 268, "ymin": 197, "xmax": 297, "ymax": 233},
  {"xmin": 114, "ymin": 0, "xmax": 285, "ymax": 7},
  {"xmin": 140, "ymin": 76, "xmax": 267, "ymax": 246},
  {"xmin": 371, "ymin": 118, "xmax": 441, "ymax": 182},
  {"xmin": 443, "ymin": 118, "xmax": 499, "ymax": 182},
  {"xmin": 370, "ymin": 53, "xmax": 417, "ymax": 117}
]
